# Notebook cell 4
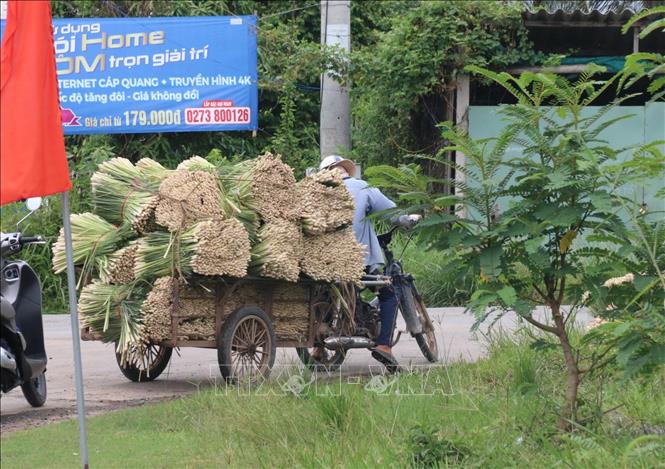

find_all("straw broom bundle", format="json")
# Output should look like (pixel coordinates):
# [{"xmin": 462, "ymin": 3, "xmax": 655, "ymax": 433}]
[
  {"xmin": 190, "ymin": 219, "xmax": 251, "ymax": 278},
  {"xmin": 177, "ymin": 155, "xmax": 216, "ymax": 172},
  {"xmin": 52, "ymin": 213, "xmax": 132, "ymax": 280},
  {"xmin": 177, "ymin": 156, "xmax": 261, "ymax": 238},
  {"xmin": 96, "ymin": 157, "xmax": 141, "ymax": 185},
  {"xmin": 271, "ymin": 283, "xmax": 310, "ymax": 341},
  {"xmin": 300, "ymin": 227, "xmax": 367, "ymax": 283},
  {"xmin": 134, "ymin": 220, "xmax": 251, "ymax": 280},
  {"xmin": 98, "ymin": 241, "xmax": 139, "ymax": 285},
  {"xmin": 78, "ymin": 281, "xmax": 146, "ymax": 364},
  {"xmin": 310, "ymin": 168, "xmax": 345, "ymax": 187},
  {"xmin": 177, "ymin": 317, "xmax": 216, "ymax": 341},
  {"xmin": 221, "ymin": 283, "xmax": 265, "ymax": 315},
  {"xmin": 141, "ymin": 277, "xmax": 174, "ymax": 343},
  {"xmin": 297, "ymin": 173, "xmax": 355, "ymax": 235},
  {"xmin": 134, "ymin": 231, "xmax": 196, "ymax": 279},
  {"xmin": 154, "ymin": 169, "xmax": 225, "ymax": 231},
  {"xmin": 141, "ymin": 276, "xmax": 218, "ymax": 343},
  {"xmin": 234, "ymin": 152, "xmax": 299, "ymax": 223},
  {"xmin": 249, "ymin": 220, "xmax": 303, "ymax": 282},
  {"xmin": 136, "ymin": 158, "xmax": 172, "ymax": 190},
  {"xmin": 91, "ymin": 171, "xmax": 158, "ymax": 231},
  {"xmin": 92, "ymin": 157, "xmax": 171, "ymax": 233}
]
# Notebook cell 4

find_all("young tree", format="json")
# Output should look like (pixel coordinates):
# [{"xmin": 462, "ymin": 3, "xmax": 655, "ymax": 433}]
[{"xmin": 367, "ymin": 66, "xmax": 663, "ymax": 429}]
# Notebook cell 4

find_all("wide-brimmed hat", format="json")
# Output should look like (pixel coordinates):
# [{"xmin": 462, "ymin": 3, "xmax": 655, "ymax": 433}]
[{"xmin": 319, "ymin": 155, "xmax": 356, "ymax": 177}]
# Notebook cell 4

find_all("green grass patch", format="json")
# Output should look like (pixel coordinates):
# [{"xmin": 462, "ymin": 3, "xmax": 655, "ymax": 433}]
[{"xmin": 2, "ymin": 337, "xmax": 663, "ymax": 468}]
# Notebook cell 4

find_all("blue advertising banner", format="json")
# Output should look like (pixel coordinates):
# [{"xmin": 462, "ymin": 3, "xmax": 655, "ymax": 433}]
[{"xmin": 0, "ymin": 15, "xmax": 258, "ymax": 134}]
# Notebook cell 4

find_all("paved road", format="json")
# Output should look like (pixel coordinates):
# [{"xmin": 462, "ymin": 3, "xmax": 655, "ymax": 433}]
[{"xmin": 0, "ymin": 307, "xmax": 590, "ymax": 431}]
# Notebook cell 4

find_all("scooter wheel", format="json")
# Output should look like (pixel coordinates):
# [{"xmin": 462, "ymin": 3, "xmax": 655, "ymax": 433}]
[{"xmin": 21, "ymin": 372, "xmax": 47, "ymax": 407}]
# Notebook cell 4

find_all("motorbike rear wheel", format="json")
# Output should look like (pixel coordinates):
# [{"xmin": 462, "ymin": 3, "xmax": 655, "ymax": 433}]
[
  {"xmin": 21, "ymin": 372, "xmax": 47, "ymax": 407},
  {"xmin": 296, "ymin": 347, "xmax": 346, "ymax": 372},
  {"xmin": 296, "ymin": 284, "xmax": 354, "ymax": 372}
]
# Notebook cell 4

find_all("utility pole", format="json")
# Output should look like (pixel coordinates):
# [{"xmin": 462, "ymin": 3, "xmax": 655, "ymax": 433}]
[{"xmin": 320, "ymin": 0, "xmax": 351, "ymax": 160}]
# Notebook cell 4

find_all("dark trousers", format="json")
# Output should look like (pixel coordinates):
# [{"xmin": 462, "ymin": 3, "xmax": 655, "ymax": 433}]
[{"xmin": 375, "ymin": 286, "xmax": 398, "ymax": 347}]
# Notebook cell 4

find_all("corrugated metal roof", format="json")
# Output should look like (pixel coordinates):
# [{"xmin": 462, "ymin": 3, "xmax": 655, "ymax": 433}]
[
  {"xmin": 522, "ymin": 1, "xmax": 656, "ymax": 26},
  {"xmin": 524, "ymin": 9, "xmax": 637, "ymax": 25}
]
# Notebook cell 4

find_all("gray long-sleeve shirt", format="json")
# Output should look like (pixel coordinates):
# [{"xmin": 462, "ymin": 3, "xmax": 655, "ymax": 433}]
[{"xmin": 342, "ymin": 177, "xmax": 396, "ymax": 267}]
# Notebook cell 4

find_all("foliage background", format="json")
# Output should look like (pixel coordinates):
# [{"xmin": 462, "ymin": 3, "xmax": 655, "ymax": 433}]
[{"xmin": 2, "ymin": 0, "xmax": 545, "ymax": 311}]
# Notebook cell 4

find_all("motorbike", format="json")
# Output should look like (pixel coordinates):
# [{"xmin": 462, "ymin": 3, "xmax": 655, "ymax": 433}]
[
  {"xmin": 1, "ymin": 197, "xmax": 48, "ymax": 407},
  {"xmin": 297, "ymin": 223, "xmax": 439, "ymax": 371}
]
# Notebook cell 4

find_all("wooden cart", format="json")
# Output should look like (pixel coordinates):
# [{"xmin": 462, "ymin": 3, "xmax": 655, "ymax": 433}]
[{"xmin": 81, "ymin": 277, "xmax": 333, "ymax": 383}]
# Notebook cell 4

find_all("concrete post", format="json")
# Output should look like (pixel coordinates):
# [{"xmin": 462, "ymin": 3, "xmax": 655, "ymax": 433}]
[{"xmin": 320, "ymin": 0, "xmax": 351, "ymax": 159}]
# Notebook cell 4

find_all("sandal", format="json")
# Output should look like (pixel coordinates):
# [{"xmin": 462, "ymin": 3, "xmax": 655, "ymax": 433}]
[{"xmin": 371, "ymin": 348, "xmax": 401, "ymax": 374}]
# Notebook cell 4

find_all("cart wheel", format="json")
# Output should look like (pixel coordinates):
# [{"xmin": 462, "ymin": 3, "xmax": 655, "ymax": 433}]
[
  {"xmin": 218, "ymin": 306, "xmax": 276, "ymax": 385},
  {"xmin": 115, "ymin": 343, "xmax": 172, "ymax": 382}
]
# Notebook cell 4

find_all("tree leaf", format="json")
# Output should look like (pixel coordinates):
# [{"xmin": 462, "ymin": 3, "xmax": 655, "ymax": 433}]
[
  {"xmin": 479, "ymin": 245, "xmax": 502, "ymax": 279},
  {"xmin": 559, "ymin": 230, "xmax": 577, "ymax": 254},
  {"xmin": 497, "ymin": 285, "xmax": 517, "ymax": 306}
]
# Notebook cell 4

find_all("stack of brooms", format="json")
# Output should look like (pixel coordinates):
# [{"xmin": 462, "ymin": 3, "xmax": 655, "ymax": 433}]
[{"xmin": 52, "ymin": 153, "xmax": 365, "ymax": 363}]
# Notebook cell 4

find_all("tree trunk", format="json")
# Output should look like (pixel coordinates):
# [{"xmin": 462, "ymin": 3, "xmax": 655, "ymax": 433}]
[{"xmin": 552, "ymin": 303, "xmax": 579, "ymax": 431}]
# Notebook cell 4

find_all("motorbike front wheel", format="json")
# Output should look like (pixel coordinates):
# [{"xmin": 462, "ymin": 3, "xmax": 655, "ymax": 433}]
[
  {"xmin": 400, "ymin": 283, "xmax": 438, "ymax": 363},
  {"xmin": 21, "ymin": 372, "xmax": 47, "ymax": 407}
]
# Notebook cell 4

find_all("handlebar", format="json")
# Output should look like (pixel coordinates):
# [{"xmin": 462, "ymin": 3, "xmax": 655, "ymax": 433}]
[
  {"xmin": 0, "ymin": 233, "xmax": 44, "ymax": 257},
  {"xmin": 20, "ymin": 236, "xmax": 44, "ymax": 245}
]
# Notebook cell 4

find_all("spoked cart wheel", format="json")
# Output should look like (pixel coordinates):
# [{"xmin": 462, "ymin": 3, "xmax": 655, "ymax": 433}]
[
  {"xmin": 115, "ymin": 343, "xmax": 173, "ymax": 382},
  {"xmin": 218, "ymin": 306, "xmax": 276, "ymax": 385}
]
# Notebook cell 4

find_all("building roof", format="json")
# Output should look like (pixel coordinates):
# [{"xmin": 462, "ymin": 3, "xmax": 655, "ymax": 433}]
[
  {"xmin": 523, "ymin": 2, "xmax": 663, "ymax": 55},
  {"xmin": 522, "ymin": 0, "xmax": 663, "ymax": 26},
  {"xmin": 523, "ymin": 7, "xmax": 644, "ymax": 28}
]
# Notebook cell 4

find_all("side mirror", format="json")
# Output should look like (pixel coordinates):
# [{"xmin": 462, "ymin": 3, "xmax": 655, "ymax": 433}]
[
  {"xmin": 26, "ymin": 197, "xmax": 42, "ymax": 211},
  {"xmin": 17, "ymin": 197, "xmax": 43, "ymax": 229}
]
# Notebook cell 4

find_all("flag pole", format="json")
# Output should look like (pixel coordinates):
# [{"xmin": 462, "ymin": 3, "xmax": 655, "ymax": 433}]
[{"xmin": 61, "ymin": 190, "xmax": 89, "ymax": 469}]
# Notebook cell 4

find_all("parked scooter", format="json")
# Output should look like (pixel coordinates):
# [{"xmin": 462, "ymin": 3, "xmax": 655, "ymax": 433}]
[{"xmin": 1, "ymin": 197, "xmax": 48, "ymax": 407}]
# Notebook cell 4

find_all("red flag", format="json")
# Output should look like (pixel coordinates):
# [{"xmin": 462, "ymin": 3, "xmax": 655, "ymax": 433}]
[{"xmin": 0, "ymin": 0, "xmax": 71, "ymax": 206}]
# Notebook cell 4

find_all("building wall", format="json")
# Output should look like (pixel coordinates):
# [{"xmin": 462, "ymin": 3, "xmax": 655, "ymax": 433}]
[{"xmin": 468, "ymin": 103, "xmax": 665, "ymax": 214}]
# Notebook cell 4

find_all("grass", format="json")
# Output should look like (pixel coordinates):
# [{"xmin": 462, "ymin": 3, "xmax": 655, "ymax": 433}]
[
  {"xmin": 395, "ymin": 239, "xmax": 475, "ymax": 308},
  {"xmin": 2, "ymin": 336, "xmax": 664, "ymax": 468}
]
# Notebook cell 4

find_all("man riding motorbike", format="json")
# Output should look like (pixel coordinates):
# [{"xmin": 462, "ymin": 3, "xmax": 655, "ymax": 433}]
[{"xmin": 319, "ymin": 155, "xmax": 420, "ymax": 372}]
